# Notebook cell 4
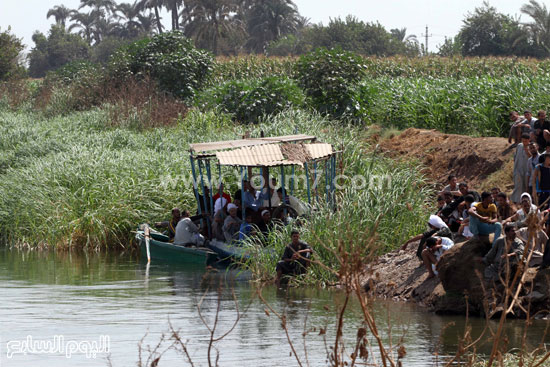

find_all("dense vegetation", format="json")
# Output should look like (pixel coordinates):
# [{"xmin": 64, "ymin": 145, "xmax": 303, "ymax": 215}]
[{"xmin": 7, "ymin": 27, "xmax": 550, "ymax": 283}]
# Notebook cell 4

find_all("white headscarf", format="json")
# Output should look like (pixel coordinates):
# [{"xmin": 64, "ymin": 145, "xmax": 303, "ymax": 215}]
[
  {"xmin": 428, "ymin": 215, "xmax": 448, "ymax": 229},
  {"xmin": 227, "ymin": 203, "xmax": 237, "ymax": 211},
  {"xmin": 520, "ymin": 192, "xmax": 532, "ymax": 206}
]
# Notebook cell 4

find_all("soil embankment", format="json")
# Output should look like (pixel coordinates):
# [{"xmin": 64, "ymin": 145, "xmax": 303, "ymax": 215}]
[
  {"xmin": 375, "ymin": 128, "xmax": 514, "ymax": 190},
  {"xmin": 365, "ymin": 128, "xmax": 549, "ymax": 317}
]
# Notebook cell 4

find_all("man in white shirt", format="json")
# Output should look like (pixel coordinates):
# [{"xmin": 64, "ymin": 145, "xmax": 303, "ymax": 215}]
[
  {"xmin": 174, "ymin": 210, "xmax": 205, "ymax": 246},
  {"xmin": 422, "ymin": 236, "xmax": 454, "ymax": 279}
]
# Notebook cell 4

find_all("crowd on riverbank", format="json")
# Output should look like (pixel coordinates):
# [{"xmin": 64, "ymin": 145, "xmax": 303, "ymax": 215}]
[{"xmin": 402, "ymin": 109, "xmax": 550, "ymax": 281}]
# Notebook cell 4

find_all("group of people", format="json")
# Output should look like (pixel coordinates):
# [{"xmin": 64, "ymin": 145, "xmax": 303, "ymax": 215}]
[
  {"xmin": 154, "ymin": 179, "xmax": 313, "ymax": 285},
  {"xmin": 403, "ymin": 144, "xmax": 550, "ymax": 281},
  {"xmin": 156, "ymin": 178, "xmax": 309, "ymax": 247}
]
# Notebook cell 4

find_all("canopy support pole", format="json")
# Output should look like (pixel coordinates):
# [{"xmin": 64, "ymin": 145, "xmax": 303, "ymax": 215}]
[
  {"xmin": 197, "ymin": 159, "xmax": 211, "ymax": 239},
  {"xmin": 330, "ymin": 154, "xmax": 336, "ymax": 209},
  {"xmin": 206, "ymin": 159, "xmax": 215, "ymax": 223},
  {"xmin": 304, "ymin": 162, "xmax": 311, "ymax": 205},
  {"xmin": 189, "ymin": 155, "xmax": 203, "ymax": 229},
  {"xmin": 313, "ymin": 162, "xmax": 318, "ymax": 203},
  {"xmin": 240, "ymin": 166, "xmax": 246, "ymax": 221},
  {"xmin": 217, "ymin": 164, "xmax": 223, "ymax": 213},
  {"xmin": 281, "ymin": 165, "xmax": 287, "ymax": 217}
]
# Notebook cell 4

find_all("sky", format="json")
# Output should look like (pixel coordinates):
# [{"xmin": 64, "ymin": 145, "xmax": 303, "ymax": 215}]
[{"xmin": 0, "ymin": 0, "xmax": 537, "ymax": 53}]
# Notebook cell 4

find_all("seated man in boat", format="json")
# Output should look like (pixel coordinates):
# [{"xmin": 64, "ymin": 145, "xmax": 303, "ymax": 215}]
[
  {"xmin": 257, "ymin": 178, "xmax": 280, "ymax": 208},
  {"xmin": 239, "ymin": 213, "xmax": 256, "ymax": 240},
  {"xmin": 212, "ymin": 200, "xmax": 229, "ymax": 241},
  {"xmin": 276, "ymin": 188, "xmax": 309, "ymax": 217},
  {"xmin": 421, "ymin": 236, "xmax": 454, "ymax": 279},
  {"xmin": 482, "ymin": 224, "xmax": 524, "ymax": 281},
  {"xmin": 257, "ymin": 210, "xmax": 274, "ymax": 239},
  {"xmin": 174, "ymin": 210, "xmax": 205, "ymax": 247},
  {"xmin": 223, "ymin": 203, "xmax": 242, "ymax": 243},
  {"xmin": 197, "ymin": 186, "xmax": 212, "ymax": 216},
  {"xmin": 242, "ymin": 180, "xmax": 262, "ymax": 212},
  {"xmin": 275, "ymin": 230, "xmax": 313, "ymax": 287},
  {"xmin": 212, "ymin": 183, "xmax": 231, "ymax": 206},
  {"xmin": 154, "ymin": 207, "xmax": 181, "ymax": 240}
]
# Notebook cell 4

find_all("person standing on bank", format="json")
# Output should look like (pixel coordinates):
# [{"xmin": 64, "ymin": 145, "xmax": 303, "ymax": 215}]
[
  {"xmin": 533, "ymin": 153, "xmax": 550, "ymax": 209},
  {"xmin": 511, "ymin": 134, "xmax": 531, "ymax": 204}
]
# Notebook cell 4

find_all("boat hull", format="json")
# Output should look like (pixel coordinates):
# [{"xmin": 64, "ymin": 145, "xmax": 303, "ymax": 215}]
[{"xmin": 136, "ymin": 231, "xmax": 216, "ymax": 265}]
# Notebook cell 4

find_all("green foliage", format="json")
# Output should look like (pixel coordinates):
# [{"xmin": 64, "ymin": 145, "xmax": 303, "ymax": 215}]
[
  {"xmin": 50, "ymin": 60, "xmax": 101, "ymax": 84},
  {"xmin": 0, "ymin": 27, "xmax": 25, "ymax": 81},
  {"xmin": 266, "ymin": 34, "xmax": 309, "ymax": 56},
  {"xmin": 458, "ymin": 3, "xmax": 538, "ymax": 57},
  {"xmin": 91, "ymin": 36, "xmax": 137, "ymax": 64},
  {"xmin": 295, "ymin": 47, "xmax": 365, "ymax": 120},
  {"xmin": 354, "ymin": 75, "xmax": 550, "ymax": 136},
  {"xmin": 306, "ymin": 16, "xmax": 419, "ymax": 56},
  {"xmin": 267, "ymin": 16, "xmax": 420, "ymax": 57},
  {"xmin": 28, "ymin": 25, "xmax": 91, "ymax": 78},
  {"xmin": 109, "ymin": 31, "xmax": 213, "ymax": 99},
  {"xmin": 196, "ymin": 76, "xmax": 306, "ymax": 123},
  {"xmin": 210, "ymin": 56, "xmax": 295, "ymax": 84}
]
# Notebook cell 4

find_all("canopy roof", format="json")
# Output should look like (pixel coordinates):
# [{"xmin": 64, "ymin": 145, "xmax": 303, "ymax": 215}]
[
  {"xmin": 189, "ymin": 134, "xmax": 316, "ymax": 154},
  {"xmin": 190, "ymin": 135, "xmax": 334, "ymax": 167}
]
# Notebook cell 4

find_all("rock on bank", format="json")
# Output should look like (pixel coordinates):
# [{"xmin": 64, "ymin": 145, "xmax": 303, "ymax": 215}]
[{"xmin": 364, "ymin": 238, "xmax": 550, "ymax": 318}]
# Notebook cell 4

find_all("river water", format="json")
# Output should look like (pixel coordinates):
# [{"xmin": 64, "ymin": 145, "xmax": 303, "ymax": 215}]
[{"xmin": 1, "ymin": 247, "xmax": 548, "ymax": 366}]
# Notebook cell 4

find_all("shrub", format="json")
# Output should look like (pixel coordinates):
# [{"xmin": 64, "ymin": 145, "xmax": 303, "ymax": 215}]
[
  {"xmin": 28, "ymin": 25, "xmax": 90, "ymax": 78},
  {"xmin": 196, "ymin": 76, "xmax": 306, "ymax": 123},
  {"xmin": 49, "ymin": 60, "xmax": 101, "ymax": 85},
  {"xmin": 0, "ymin": 27, "xmax": 25, "ymax": 81},
  {"xmin": 295, "ymin": 47, "xmax": 366, "ymax": 120},
  {"xmin": 109, "ymin": 31, "xmax": 213, "ymax": 100}
]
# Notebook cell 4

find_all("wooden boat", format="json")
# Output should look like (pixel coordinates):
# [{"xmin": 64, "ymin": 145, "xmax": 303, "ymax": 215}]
[
  {"xmin": 135, "ymin": 228, "xmax": 217, "ymax": 265},
  {"xmin": 208, "ymin": 239, "xmax": 276, "ymax": 264},
  {"xmin": 207, "ymin": 239, "xmax": 251, "ymax": 263}
]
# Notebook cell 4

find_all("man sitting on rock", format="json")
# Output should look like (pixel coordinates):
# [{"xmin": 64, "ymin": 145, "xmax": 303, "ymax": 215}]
[
  {"xmin": 482, "ymin": 224, "xmax": 524, "ymax": 281},
  {"xmin": 422, "ymin": 236, "xmax": 454, "ymax": 279},
  {"xmin": 401, "ymin": 215, "xmax": 453, "ymax": 260},
  {"xmin": 496, "ymin": 192, "xmax": 514, "ymax": 222},
  {"xmin": 503, "ymin": 192, "xmax": 539, "ymax": 229},
  {"xmin": 468, "ymin": 191, "xmax": 502, "ymax": 246}
]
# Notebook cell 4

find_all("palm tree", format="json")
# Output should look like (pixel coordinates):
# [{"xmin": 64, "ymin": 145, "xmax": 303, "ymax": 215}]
[
  {"xmin": 245, "ymin": 0, "xmax": 300, "ymax": 53},
  {"xmin": 184, "ymin": 0, "xmax": 245, "ymax": 54},
  {"xmin": 390, "ymin": 28, "xmax": 418, "ymax": 44},
  {"xmin": 136, "ymin": 0, "xmax": 164, "ymax": 33},
  {"xmin": 69, "ymin": 11, "xmax": 96, "ymax": 44},
  {"xmin": 47, "ymin": 5, "xmax": 73, "ymax": 28},
  {"xmin": 137, "ymin": 12, "xmax": 160, "ymax": 34},
  {"xmin": 520, "ymin": 0, "xmax": 550, "ymax": 54},
  {"xmin": 79, "ymin": 0, "xmax": 117, "ymax": 14},
  {"xmin": 114, "ymin": 2, "xmax": 143, "ymax": 38},
  {"xmin": 164, "ymin": 0, "xmax": 184, "ymax": 30}
]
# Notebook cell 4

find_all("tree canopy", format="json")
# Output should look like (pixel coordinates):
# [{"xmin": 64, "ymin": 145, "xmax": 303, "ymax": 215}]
[{"xmin": 0, "ymin": 27, "xmax": 25, "ymax": 81}]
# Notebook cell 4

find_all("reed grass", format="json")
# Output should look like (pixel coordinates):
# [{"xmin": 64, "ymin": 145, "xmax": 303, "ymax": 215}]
[{"xmin": 0, "ymin": 107, "xmax": 431, "ymax": 267}]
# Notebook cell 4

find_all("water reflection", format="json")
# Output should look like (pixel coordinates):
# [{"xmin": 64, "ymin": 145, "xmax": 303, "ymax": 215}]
[{"xmin": 0, "ymin": 247, "xmax": 548, "ymax": 366}]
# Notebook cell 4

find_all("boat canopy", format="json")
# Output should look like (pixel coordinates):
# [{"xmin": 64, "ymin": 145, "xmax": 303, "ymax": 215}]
[
  {"xmin": 189, "ymin": 134, "xmax": 317, "ymax": 155},
  {"xmin": 188, "ymin": 134, "xmax": 338, "ymax": 236}
]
